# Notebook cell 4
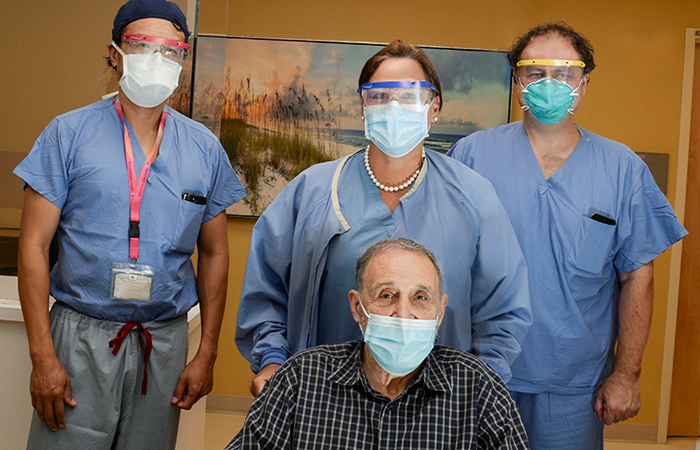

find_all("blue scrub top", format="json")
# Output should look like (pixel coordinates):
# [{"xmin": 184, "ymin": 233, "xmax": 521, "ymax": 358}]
[
  {"xmin": 318, "ymin": 151, "xmax": 411, "ymax": 344},
  {"xmin": 14, "ymin": 98, "xmax": 246, "ymax": 323},
  {"xmin": 448, "ymin": 121, "xmax": 687, "ymax": 393}
]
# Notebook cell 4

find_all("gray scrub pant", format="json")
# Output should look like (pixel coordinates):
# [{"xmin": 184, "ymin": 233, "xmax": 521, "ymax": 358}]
[{"xmin": 27, "ymin": 303, "xmax": 189, "ymax": 450}]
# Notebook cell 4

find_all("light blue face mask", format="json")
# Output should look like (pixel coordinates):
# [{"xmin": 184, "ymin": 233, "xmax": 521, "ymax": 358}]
[
  {"xmin": 364, "ymin": 101, "xmax": 431, "ymax": 158},
  {"xmin": 520, "ymin": 77, "xmax": 583, "ymax": 125},
  {"xmin": 358, "ymin": 296, "xmax": 438, "ymax": 376}
]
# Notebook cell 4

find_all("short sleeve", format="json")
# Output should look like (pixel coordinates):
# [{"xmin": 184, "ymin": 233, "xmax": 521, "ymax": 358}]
[
  {"xmin": 613, "ymin": 164, "xmax": 687, "ymax": 273},
  {"xmin": 202, "ymin": 142, "xmax": 246, "ymax": 221},
  {"xmin": 13, "ymin": 118, "xmax": 70, "ymax": 209}
]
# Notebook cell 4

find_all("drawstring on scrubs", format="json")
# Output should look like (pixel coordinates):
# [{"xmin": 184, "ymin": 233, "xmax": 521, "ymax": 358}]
[{"xmin": 109, "ymin": 322, "xmax": 153, "ymax": 395}]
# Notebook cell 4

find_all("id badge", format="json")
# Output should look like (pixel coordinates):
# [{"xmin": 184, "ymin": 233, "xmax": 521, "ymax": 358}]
[{"xmin": 111, "ymin": 262, "xmax": 155, "ymax": 301}]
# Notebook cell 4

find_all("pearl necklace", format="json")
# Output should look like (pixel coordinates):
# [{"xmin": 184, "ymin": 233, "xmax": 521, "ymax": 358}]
[{"xmin": 364, "ymin": 149, "xmax": 425, "ymax": 192}]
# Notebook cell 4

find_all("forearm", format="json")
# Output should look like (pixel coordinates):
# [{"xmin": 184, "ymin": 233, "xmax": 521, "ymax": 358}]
[
  {"xmin": 196, "ymin": 252, "xmax": 228, "ymax": 361},
  {"xmin": 195, "ymin": 213, "xmax": 229, "ymax": 362},
  {"xmin": 18, "ymin": 187, "xmax": 62, "ymax": 364},
  {"xmin": 614, "ymin": 262, "xmax": 654, "ymax": 380},
  {"xmin": 470, "ymin": 260, "xmax": 531, "ymax": 382},
  {"xmin": 470, "ymin": 194, "xmax": 532, "ymax": 379},
  {"xmin": 18, "ymin": 240, "xmax": 55, "ymax": 363}
]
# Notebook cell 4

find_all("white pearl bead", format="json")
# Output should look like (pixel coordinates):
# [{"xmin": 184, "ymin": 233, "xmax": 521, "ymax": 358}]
[{"xmin": 364, "ymin": 148, "xmax": 424, "ymax": 193}]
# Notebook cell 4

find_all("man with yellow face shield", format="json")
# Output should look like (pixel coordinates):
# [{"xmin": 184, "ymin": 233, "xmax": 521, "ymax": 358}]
[{"xmin": 448, "ymin": 22, "xmax": 687, "ymax": 449}]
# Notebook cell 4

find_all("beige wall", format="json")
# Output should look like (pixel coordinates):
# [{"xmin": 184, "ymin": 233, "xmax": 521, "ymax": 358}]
[
  {"xmin": 3, "ymin": 0, "xmax": 698, "ymax": 431},
  {"xmin": 0, "ymin": 0, "xmax": 190, "ymax": 229},
  {"xmin": 0, "ymin": 0, "xmax": 124, "ymax": 228}
]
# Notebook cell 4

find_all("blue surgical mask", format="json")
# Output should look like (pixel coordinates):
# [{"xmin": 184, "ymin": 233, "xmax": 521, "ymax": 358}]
[
  {"xmin": 520, "ymin": 77, "xmax": 583, "ymax": 125},
  {"xmin": 364, "ymin": 101, "xmax": 430, "ymax": 158},
  {"xmin": 358, "ymin": 296, "xmax": 438, "ymax": 376}
]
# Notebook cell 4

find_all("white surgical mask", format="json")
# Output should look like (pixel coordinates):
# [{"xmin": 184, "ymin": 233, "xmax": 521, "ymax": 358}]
[
  {"xmin": 112, "ymin": 41, "xmax": 182, "ymax": 108},
  {"xmin": 358, "ymin": 296, "xmax": 438, "ymax": 376}
]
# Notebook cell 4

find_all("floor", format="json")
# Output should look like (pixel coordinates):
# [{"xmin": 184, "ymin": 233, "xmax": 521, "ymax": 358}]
[
  {"xmin": 606, "ymin": 439, "xmax": 699, "ymax": 450},
  {"xmin": 203, "ymin": 412, "xmax": 700, "ymax": 450}
]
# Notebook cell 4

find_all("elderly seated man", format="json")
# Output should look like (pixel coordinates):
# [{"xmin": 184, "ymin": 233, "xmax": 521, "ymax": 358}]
[{"xmin": 226, "ymin": 238, "xmax": 529, "ymax": 449}]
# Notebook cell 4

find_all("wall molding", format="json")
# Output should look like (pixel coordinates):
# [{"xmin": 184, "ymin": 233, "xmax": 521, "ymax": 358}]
[
  {"xmin": 206, "ymin": 394, "xmax": 254, "ymax": 415},
  {"xmin": 604, "ymin": 423, "xmax": 658, "ymax": 444}
]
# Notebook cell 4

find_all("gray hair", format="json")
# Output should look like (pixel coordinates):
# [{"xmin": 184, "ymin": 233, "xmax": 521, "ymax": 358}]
[{"xmin": 355, "ymin": 238, "xmax": 444, "ymax": 295}]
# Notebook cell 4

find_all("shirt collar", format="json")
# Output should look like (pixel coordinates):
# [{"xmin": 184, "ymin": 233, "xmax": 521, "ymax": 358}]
[{"xmin": 329, "ymin": 342, "xmax": 452, "ymax": 394}]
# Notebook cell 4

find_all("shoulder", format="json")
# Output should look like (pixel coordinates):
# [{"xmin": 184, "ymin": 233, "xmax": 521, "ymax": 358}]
[
  {"xmin": 262, "ymin": 155, "xmax": 348, "ymax": 214},
  {"xmin": 579, "ymin": 127, "xmax": 637, "ymax": 158},
  {"xmin": 451, "ymin": 122, "xmax": 522, "ymax": 156},
  {"xmin": 427, "ymin": 150, "xmax": 493, "ymax": 186},
  {"xmin": 57, "ymin": 98, "xmax": 115, "ymax": 119},
  {"xmin": 426, "ymin": 151, "xmax": 501, "ymax": 204},
  {"xmin": 273, "ymin": 342, "xmax": 359, "ymax": 380},
  {"xmin": 577, "ymin": 126, "xmax": 650, "ymax": 177},
  {"xmin": 47, "ymin": 99, "xmax": 116, "ymax": 131},
  {"xmin": 578, "ymin": 126, "xmax": 625, "ymax": 149},
  {"xmin": 431, "ymin": 345, "xmax": 496, "ymax": 373},
  {"xmin": 429, "ymin": 345, "xmax": 512, "ymax": 393},
  {"xmin": 294, "ymin": 155, "xmax": 348, "ymax": 183},
  {"xmin": 288, "ymin": 341, "xmax": 358, "ymax": 366},
  {"xmin": 26, "ymin": 99, "xmax": 119, "ymax": 155},
  {"xmin": 165, "ymin": 106, "xmax": 222, "ymax": 143},
  {"xmin": 469, "ymin": 121, "xmax": 522, "ymax": 142}
]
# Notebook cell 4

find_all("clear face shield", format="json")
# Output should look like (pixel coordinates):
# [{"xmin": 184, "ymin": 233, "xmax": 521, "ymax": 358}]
[
  {"xmin": 120, "ymin": 34, "xmax": 190, "ymax": 63},
  {"xmin": 358, "ymin": 81, "xmax": 436, "ymax": 112},
  {"xmin": 514, "ymin": 60, "xmax": 587, "ymax": 124},
  {"xmin": 515, "ymin": 59, "xmax": 586, "ymax": 90}
]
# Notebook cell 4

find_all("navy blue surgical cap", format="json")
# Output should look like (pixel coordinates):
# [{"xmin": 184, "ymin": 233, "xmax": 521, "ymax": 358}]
[{"xmin": 112, "ymin": 0, "xmax": 190, "ymax": 42}]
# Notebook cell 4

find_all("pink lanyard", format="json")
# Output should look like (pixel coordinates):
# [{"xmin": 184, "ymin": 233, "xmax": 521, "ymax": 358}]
[{"xmin": 114, "ymin": 100, "xmax": 167, "ymax": 262}]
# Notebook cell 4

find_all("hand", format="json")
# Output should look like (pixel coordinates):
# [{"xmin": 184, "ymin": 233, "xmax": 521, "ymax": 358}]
[
  {"xmin": 30, "ymin": 357, "xmax": 77, "ymax": 431},
  {"xmin": 171, "ymin": 354, "xmax": 215, "ymax": 410},
  {"xmin": 249, "ymin": 364, "xmax": 281, "ymax": 397},
  {"xmin": 594, "ymin": 371, "xmax": 641, "ymax": 425}
]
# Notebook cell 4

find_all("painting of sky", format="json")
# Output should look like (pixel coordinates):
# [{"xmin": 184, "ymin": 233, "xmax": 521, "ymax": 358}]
[{"xmin": 192, "ymin": 37, "xmax": 511, "ymax": 216}]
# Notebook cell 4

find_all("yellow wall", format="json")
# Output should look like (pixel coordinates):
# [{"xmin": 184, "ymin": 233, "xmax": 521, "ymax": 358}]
[
  {"xmin": 220, "ymin": 217, "xmax": 257, "ymax": 395},
  {"xmin": 3, "ymin": 0, "xmax": 698, "ymax": 429}
]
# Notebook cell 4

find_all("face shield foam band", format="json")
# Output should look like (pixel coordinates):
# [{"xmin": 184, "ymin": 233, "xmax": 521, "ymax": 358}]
[
  {"xmin": 357, "ymin": 80, "xmax": 436, "ymax": 93},
  {"xmin": 516, "ymin": 59, "xmax": 585, "ymax": 68}
]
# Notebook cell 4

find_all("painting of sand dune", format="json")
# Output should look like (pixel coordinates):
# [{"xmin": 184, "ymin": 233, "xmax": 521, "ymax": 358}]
[{"xmin": 191, "ymin": 37, "xmax": 511, "ymax": 216}]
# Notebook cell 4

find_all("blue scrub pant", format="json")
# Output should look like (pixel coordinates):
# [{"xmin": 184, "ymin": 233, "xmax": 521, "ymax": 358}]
[{"xmin": 512, "ymin": 391, "xmax": 604, "ymax": 450}]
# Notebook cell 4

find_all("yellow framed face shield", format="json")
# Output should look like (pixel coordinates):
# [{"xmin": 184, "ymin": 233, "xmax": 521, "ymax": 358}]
[{"xmin": 516, "ymin": 59, "xmax": 586, "ymax": 88}]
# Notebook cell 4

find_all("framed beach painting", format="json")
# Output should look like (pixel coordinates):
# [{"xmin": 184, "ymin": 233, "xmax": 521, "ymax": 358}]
[{"xmin": 190, "ymin": 37, "xmax": 512, "ymax": 217}]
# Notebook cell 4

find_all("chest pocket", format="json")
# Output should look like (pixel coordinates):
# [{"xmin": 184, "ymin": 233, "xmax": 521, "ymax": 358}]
[
  {"xmin": 170, "ymin": 197, "xmax": 207, "ymax": 254},
  {"xmin": 567, "ymin": 215, "xmax": 616, "ymax": 274}
]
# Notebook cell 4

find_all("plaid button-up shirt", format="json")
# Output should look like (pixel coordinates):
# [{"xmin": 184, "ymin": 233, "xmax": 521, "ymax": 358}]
[{"xmin": 227, "ymin": 342, "xmax": 529, "ymax": 449}]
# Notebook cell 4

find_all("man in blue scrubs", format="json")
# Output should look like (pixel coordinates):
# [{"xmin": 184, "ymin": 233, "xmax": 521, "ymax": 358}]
[
  {"xmin": 449, "ymin": 22, "xmax": 687, "ymax": 449},
  {"xmin": 14, "ymin": 1, "xmax": 244, "ymax": 448}
]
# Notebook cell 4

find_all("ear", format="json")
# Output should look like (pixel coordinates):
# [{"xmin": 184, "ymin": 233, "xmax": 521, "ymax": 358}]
[
  {"xmin": 349, "ymin": 290, "xmax": 366, "ymax": 325},
  {"xmin": 109, "ymin": 43, "xmax": 121, "ymax": 71},
  {"xmin": 436, "ymin": 293, "xmax": 448, "ymax": 328},
  {"xmin": 580, "ymin": 74, "xmax": 589, "ymax": 97},
  {"xmin": 430, "ymin": 96, "xmax": 441, "ymax": 122}
]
